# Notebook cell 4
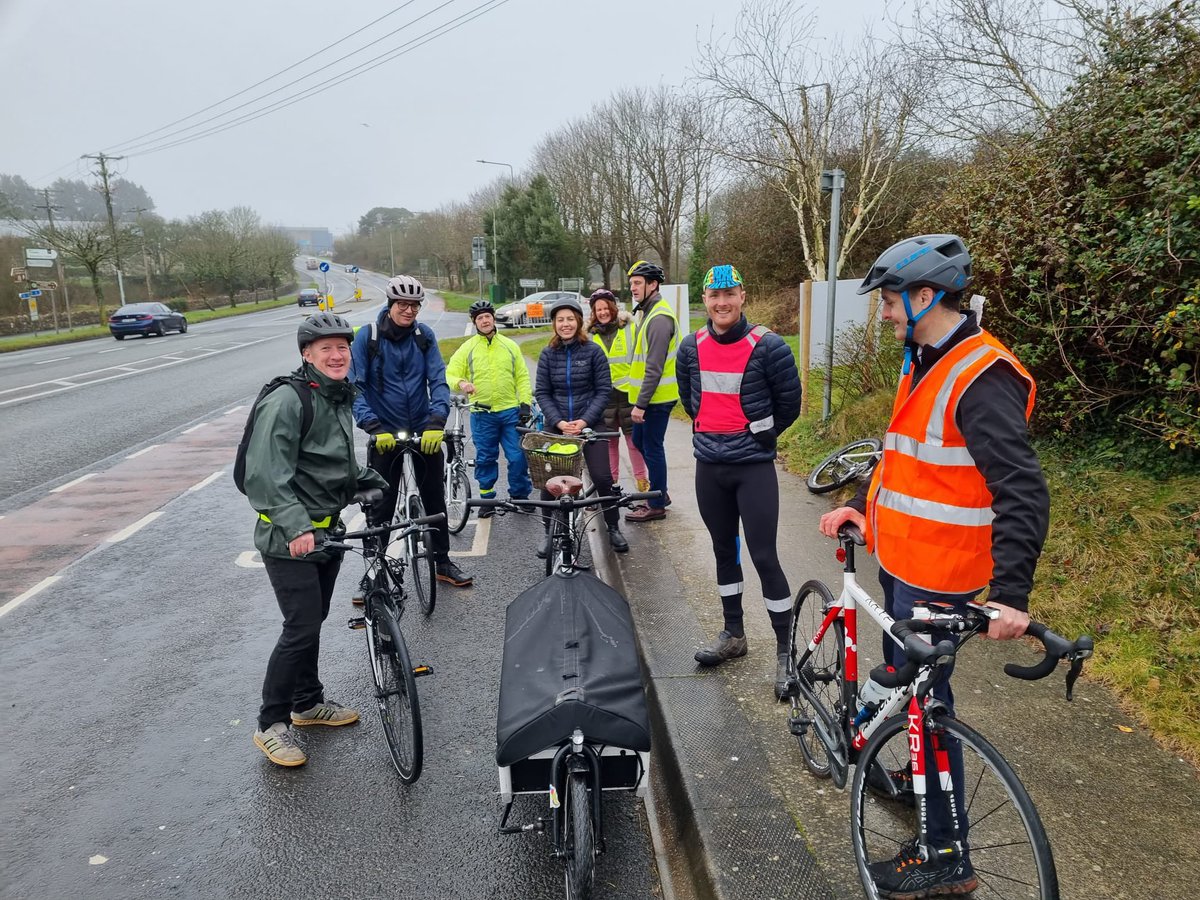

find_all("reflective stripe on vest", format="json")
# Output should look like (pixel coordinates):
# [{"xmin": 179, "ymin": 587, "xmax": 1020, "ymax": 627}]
[
  {"xmin": 627, "ymin": 298, "xmax": 679, "ymax": 404},
  {"xmin": 259, "ymin": 513, "xmax": 335, "ymax": 528},
  {"xmin": 694, "ymin": 324, "xmax": 773, "ymax": 434},
  {"xmin": 593, "ymin": 323, "xmax": 634, "ymax": 391},
  {"xmin": 466, "ymin": 336, "xmax": 520, "ymax": 386},
  {"xmin": 865, "ymin": 330, "xmax": 1035, "ymax": 594}
]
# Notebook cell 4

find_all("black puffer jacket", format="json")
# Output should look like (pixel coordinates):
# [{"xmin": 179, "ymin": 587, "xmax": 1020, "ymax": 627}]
[
  {"xmin": 677, "ymin": 316, "xmax": 802, "ymax": 464},
  {"xmin": 535, "ymin": 339, "xmax": 612, "ymax": 432}
]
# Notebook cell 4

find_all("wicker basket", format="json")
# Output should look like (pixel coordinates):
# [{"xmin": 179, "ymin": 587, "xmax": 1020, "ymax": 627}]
[{"xmin": 521, "ymin": 432, "xmax": 586, "ymax": 490}]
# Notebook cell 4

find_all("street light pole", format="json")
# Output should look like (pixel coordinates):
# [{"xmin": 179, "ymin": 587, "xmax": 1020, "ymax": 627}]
[
  {"xmin": 477, "ymin": 159, "xmax": 514, "ymax": 296},
  {"xmin": 820, "ymin": 168, "xmax": 846, "ymax": 421}
]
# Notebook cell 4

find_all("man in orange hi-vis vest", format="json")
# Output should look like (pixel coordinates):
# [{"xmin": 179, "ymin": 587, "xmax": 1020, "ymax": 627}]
[{"xmin": 820, "ymin": 234, "xmax": 1050, "ymax": 899}]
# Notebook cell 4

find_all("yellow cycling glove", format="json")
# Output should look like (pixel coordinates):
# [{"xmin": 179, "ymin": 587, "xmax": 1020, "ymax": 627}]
[
  {"xmin": 374, "ymin": 433, "xmax": 397, "ymax": 453},
  {"xmin": 420, "ymin": 429, "xmax": 444, "ymax": 454}
]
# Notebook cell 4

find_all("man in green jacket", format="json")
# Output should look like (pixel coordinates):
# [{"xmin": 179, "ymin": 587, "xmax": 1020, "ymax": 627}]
[
  {"xmin": 445, "ymin": 300, "xmax": 533, "ymax": 517},
  {"xmin": 245, "ymin": 312, "xmax": 388, "ymax": 768}
]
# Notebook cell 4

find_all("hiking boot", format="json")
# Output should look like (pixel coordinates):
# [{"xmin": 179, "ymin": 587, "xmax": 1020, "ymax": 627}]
[
  {"xmin": 608, "ymin": 525, "xmax": 629, "ymax": 553},
  {"xmin": 625, "ymin": 504, "xmax": 666, "ymax": 524},
  {"xmin": 254, "ymin": 722, "xmax": 307, "ymax": 767},
  {"xmin": 866, "ymin": 761, "xmax": 916, "ymax": 807},
  {"xmin": 774, "ymin": 651, "xmax": 792, "ymax": 701},
  {"xmin": 694, "ymin": 630, "xmax": 748, "ymax": 666},
  {"xmin": 477, "ymin": 503, "xmax": 496, "ymax": 519},
  {"xmin": 868, "ymin": 841, "xmax": 978, "ymax": 899},
  {"xmin": 351, "ymin": 573, "xmax": 371, "ymax": 607},
  {"xmin": 436, "ymin": 559, "xmax": 473, "ymax": 587},
  {"xmin": 291, "ymin": 700, "xmax": 360, "ymax": 727}
]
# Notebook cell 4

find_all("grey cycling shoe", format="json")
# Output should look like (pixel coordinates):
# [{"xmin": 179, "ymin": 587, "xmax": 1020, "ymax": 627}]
[
  {"xmin": 694, "ymin": 630, "xmax": 748, "ymax": 667},
  {"xmin": 774, "ymin": 652, "xmax": 792, "ymax": 701}
]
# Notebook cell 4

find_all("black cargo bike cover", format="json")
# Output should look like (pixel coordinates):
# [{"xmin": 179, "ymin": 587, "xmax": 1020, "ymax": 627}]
[{"xmin": 496, "ymin": 572, "xmax": 651, "ymax": 768}]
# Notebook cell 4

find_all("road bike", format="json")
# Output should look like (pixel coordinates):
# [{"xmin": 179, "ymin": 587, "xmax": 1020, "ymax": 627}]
[
  {"xmin": 806, "ymin": 438, "xmax": 882, "ymax": 494},
  {"xmin": 321, "ymin": 490, "xmax": 444, "ymax": 783},
  {"xmin": 370, "ymin": 432, "xmax": 437, "ymax": 616},
  {"xmin": 784, "ymin": 524, "xmax": 1093, "ymax": 899},
  {"xmin": 444, "ymin": 393, "xmax": 487, "ymax": 535},
  {"xmin": 468, "ymin": 484, "xmax": 658, "ymax": 900}
]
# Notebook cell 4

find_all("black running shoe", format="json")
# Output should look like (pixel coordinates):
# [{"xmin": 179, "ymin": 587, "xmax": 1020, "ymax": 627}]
[{"xmin": 868, "ymin": 841, "xmax": 978, "ymax": 899}]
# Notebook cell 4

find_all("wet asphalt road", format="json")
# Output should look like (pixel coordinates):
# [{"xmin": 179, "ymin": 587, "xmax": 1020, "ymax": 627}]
[{"xmin": 0, "ymin": 337, "xmax": 661, "ymax": 898}]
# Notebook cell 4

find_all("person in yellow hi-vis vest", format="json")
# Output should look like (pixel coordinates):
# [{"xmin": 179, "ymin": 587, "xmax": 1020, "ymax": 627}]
[
  {"xmin": 623, "ymin": 260, "xmax": 678, "ymax": 523},
  {"xmin": 587, "ymin": 289, "xmax": 648, "ymax": 494}
]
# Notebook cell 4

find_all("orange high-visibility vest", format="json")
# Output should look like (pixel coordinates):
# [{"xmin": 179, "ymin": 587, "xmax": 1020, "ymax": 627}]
[
  {"xmin": 865, "ymin": 330, "xmax": 1036, "ymax": 594},
  {"xmin": 694, "ymin": 324, "xmax": 773, "ymax": 433}
]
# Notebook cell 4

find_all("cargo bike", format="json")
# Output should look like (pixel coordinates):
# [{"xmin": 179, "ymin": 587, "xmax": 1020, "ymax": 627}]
[{"xmin": 470, "ymin": 433, "xmax": 660, "ymax": 900}]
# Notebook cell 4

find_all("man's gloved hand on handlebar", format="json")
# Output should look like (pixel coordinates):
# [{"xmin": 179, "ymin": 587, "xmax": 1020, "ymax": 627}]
[
  {"xmin": 420, "ymin": 429, "xmax": 444, "ymax": 454},
  {"xmin": 373, "ymin": 433, "xmax": 397, "ymax": 453}
]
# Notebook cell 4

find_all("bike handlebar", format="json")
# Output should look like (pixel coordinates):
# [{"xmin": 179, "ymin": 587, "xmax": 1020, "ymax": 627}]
[
  {"xmin": 515, "ymin": 427, "xmax": 621, "ymax": 441},
  {"xmin": 316, "ymin": 512, "xmax": 446, "ymax": 553},
  {"xmin": 468, "ymin": 491, "xmax": 660, "ymax": 513}
]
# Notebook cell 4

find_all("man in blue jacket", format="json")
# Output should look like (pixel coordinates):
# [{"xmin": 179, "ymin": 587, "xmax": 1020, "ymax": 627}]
[
  {"xmin": 351, "ymin": 274, "xmax": 472, "ymax": 587},
  {"xmin": 676, "ymin": 265, "xmax": 801, "ymax": 698}
]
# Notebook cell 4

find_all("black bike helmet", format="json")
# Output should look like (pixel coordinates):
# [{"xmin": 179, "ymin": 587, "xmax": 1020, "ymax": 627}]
[
  {"xmin": 857, "ymin": 234, "xmax": 972, "ymax": 296},
  {"xmin": 469, "ymin": 299, "xmax": 495, "ymax": 320},
  {"xmin": 626, "ymin": 259, "xmax": 664, "ymax": 285},
  {"xmin": 297, "ymin": 312, "xmax": 354, "ymax": 352},
  {"xmin": 547, "ymin": 295, "xmax": 584, "ymax": 320}
]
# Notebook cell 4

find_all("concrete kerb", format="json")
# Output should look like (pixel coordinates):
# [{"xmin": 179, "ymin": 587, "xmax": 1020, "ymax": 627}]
[{"xmin": 589, "ymin": 509, "xmax": 837, "ymax": 900}]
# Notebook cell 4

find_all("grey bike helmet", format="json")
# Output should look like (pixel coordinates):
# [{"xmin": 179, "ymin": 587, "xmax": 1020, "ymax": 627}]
[
  {"xmin": 857, "ymin": 234, "xmax": 972, "ymax": 296},
  {"xmin": 547, "ymin": 295, "xmax": 584, "ymax": 320},
  {"xmin": 297, "ymin": 312, "xmax": 354, "ymax": 352},
  {"xmin": 385, "ymin": 274, "xmax": 425, "ymax": 305}
]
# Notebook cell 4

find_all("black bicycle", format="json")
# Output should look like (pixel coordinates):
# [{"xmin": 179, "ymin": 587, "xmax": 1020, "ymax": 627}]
[
  {"xmin": 322, "ymin": 491, "xmax": 444, "ymax": 783},
  {"xmin": 444, "ymin": 393, "xmax": 491, "ymax": 535},
  {"xmin": 806, "ymin": 438, "xmax": 882, "ymax": 494}
]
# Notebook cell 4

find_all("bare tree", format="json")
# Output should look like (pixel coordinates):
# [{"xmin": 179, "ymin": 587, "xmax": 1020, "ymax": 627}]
[
  {"xmin": 11, "ymin": 216, "xmax": 115, "ymax": 317},
  {"xmin": 694, "ymin": 0, "xmax": 920, "ymax": 281}
]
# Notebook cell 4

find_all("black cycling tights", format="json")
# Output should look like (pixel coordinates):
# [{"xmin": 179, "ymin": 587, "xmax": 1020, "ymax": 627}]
[{"xmin": 695, "ymin": 460, "xmax": 792, "ymax": 650}]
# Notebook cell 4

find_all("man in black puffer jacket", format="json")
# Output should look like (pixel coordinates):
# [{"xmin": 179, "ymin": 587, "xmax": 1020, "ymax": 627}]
[{"xmin": 676, "ymin": 265, "xmax": 801, "ymax": 699}]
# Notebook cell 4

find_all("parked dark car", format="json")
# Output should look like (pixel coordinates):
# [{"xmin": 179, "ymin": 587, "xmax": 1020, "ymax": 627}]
[
  {"xmin": 108, "ymin": 303, "xmax": 188, "ymax": 340},
  {"xmin": 297, "ymin": 289, "xmax": 322, "ymax": 307}
]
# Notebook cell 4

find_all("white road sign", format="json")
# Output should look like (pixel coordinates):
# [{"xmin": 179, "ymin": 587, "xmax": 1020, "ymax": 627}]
[{"xmin": 25, "ymin": 248, "xmax": 57, "ymax": 259}]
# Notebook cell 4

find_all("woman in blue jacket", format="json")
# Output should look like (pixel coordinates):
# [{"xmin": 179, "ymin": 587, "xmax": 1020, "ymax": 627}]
[{"xmin": 534, "ymin": 296, "xmax": 628, "ymax": 554}]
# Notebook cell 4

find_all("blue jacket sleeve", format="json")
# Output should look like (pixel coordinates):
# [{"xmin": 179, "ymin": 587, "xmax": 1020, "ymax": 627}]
[
  {"xmin": 535, "ymin": 351, "xmax": 564, "ymax": 428},
  {"xmin": 350, "ymin": 326, "xmax": 378, "ymax": 428},
  {"xmin": 676, "ymin": 334, "xmax": 698, "ymax": 419},
  {"xmin": 582, "ymin": 343, "xmax": 611, "ymax": 428},
  {"xmin": 422, "ymin": 325, "xmax": 450, "ymax": 429}
]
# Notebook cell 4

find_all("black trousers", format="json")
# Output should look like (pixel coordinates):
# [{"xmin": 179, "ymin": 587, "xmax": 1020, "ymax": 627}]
[
  {"xmin": 368, "ymin": 443, "xmax": 449, "ymax": 559},
  {"xmin": 695, "ymin": 459, "xmax": 792, "ymax": 648},
  {"xmin": 539, "ymin": 439, "xmax": 619, "ymax": 529},
  {"xmin": 258, "ymin": 553, "xmax": 342, "ymax": 730}
]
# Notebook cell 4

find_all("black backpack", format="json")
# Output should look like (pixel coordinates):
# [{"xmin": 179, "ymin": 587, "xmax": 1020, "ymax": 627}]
[{"xmin": 233, "ymin": 374, "xmax": 315, "ymax": 495}]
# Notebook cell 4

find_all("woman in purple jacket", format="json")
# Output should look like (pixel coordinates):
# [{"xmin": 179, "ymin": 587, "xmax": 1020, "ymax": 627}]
[{"xmin": 534, "ymin": 296, "xmax": 628, "ymax": 554}]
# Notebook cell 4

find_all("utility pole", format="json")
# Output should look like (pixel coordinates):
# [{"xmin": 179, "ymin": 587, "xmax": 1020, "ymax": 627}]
[
  {"xmin": 128, "ymin": 206, "xmax": 153, "ymax": 300},
  {"xmin": 81, "ymin": 151, "xmax": 127, "ymax": 304},
  {"xmin": 34, "ymin": 188, "xmax": 68, "ymax": 331},
  {"xmin": 819, "ymin": 168, "xmax": 846, "ymax": 421}
]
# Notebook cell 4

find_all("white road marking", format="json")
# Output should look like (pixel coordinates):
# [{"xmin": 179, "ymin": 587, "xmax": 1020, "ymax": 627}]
[
  {"xmin": 105, "ymin": 511, "xmax": 164, "ymax": 543},
  {"xmin": 223, "ymin": 405, "xmax": 247, "ymax": 416},
  {"xmin": 450, "ymin": 515, "xmax": 491, "ymax": 557},
  {"xmin": 188, "ymin": 470, "xmax": 225, "ymax": 492},
  {"xmin": 0, "ymin": 576, "xmax": 61, "ymax": 619},
  {"xmin": 97, "ymin": 346, "xmax": 125, "ymax": 354},
  {"xmin": 236, "ymin": 551, "xmax": 265, "ymax": 569},
  {"xmin": 49, "ymin": 472, "xmax": 98, "ymax": 493},
  {"xmin": 182, "ymin": 422, "xmax": 208, "ymax": 434},
  {"xmin": 346, "ymin": 512, "xmax": 366, "ymax": 532},
  {"xmin": 125, "ymin": 444, "xmax": 161, "ymax": 459},
  {"xmin": 34, "ymin": 356, "xmax": 71, "ymax": 365}
]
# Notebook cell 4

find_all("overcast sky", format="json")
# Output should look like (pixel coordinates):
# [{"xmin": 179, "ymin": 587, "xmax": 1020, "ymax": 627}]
[{"xmin": 0, "ymin": 0, "xmax": 885, "ymax": 234}]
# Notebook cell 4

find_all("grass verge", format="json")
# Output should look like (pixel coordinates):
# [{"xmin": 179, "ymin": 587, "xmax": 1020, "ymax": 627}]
[
  {"xmin": 0, "ymin": 292, "xmax": 303, "ymax": 353},
  {"xmin": 436, "ymin": 289, "xmax": 482, "ymax": 313}
]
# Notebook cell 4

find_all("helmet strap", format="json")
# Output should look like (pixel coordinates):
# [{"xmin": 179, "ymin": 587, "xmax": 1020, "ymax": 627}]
[{"xmin": 900, "ymin": 289, "xmax": 945, "ymax": 374}]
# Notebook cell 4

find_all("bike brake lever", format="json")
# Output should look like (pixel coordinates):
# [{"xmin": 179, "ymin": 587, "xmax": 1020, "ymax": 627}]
[{"xmin": 1063, "ymin": 636, "xmax": 1094, "ymax": 701}]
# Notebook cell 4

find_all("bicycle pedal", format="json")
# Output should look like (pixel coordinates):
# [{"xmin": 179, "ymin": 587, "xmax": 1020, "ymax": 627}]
[
  {"xmin": 347, "ymin": 616, "xmax": 366, "ymax": 630},
  {"xmin": 413, "ymin": 664, "xmax": 433, "ymax": 678},
  {"xmin": 788, "ymin": 711, "xmax": 813, "ymax": 736}
]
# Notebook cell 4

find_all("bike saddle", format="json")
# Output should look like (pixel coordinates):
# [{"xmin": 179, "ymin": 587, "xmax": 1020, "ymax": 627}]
[{"xmin": 545, "ymin": 475, "xmax": 584, "ymax": 498}]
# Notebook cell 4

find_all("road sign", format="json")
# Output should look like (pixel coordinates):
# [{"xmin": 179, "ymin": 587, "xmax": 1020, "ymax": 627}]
[
  {"xmin": 28, "ymin": 289, "xmax": 42, "ymax": 297},
  {"xmin": 25, "ymin": 248, "xmax": 57, "ymax": 260},
  {"xmin": 10, "ymin": 267, "xmax": 27, "ymax": 282},
  {"xmin": 318, "ymin": 261, "xmax": 330, "ymax": 272},
  {"xmin": 25, "ymin": 258, "xmax": 55, "ymax": 268},
  {"xmin": 350, "ymin": 266, "xmax": 360, "ymax": 274},
  {"xmin": 472, "ymin": 236, "xmax": 487, "ymax": 269},
  {"xmin": 27, "ymin": 299, "xmax": 39, "ymax": 321},
  {"xmin": 43, "ymin": 281, "xmax": 58, "ymax": 290},
  {"xmin": 519, "ymin": 278, "xmax": 545, "ymax": 289},
  {"xmin": 19, "ymin": 291, "xmax": 32, "ymax": 300},
  {"xmin": 558, "ymin": 277, "xmax": 585, "ymax": 291},
  {"xmin": 354, "ymin": 288, "xmax": 362, "ymax": 300}
]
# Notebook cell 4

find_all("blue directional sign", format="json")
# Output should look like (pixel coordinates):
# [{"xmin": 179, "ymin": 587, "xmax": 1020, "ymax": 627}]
[
  {"xmin": 319, "ymin": 261, "xmax": 330, "ymax": 272},
  {"xmin": 18, "ymin": 291, "xmax": 31, "ymax": 300},
  {"xmin": 350, "ymin": 266, "xmax": 360, "ymax": 274},
  {"xmin": 29, "ymin": 289, "xmax": 42, "ymax": 297}
]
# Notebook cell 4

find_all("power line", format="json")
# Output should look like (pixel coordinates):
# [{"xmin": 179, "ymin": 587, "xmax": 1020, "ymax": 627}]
[
  {"xmin": 128, "ymin": 0, "xmax": 511, "ymax": 159},
  {"xmin": 105, "ymin": 0, "xmax": 440, "ymax": 155}
]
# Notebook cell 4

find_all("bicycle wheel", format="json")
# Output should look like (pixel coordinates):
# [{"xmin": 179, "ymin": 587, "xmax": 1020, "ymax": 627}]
[
  {"xmin": 405, "ymin": 494, "xmax": 436, "ymax": 616},
  {"xmin": 445, "ymin": 462, "xmax": 472, "ymax": 535},
  {"xmin": 369, "ymin": 605, "xmax": 423, "ymax": 783},
  {"xmin": 563, "ymin": 771, "xmax": 595, "ymax": 900},
  {"xmin": 851, "ymin": 713, "xmax": 1058, "ymax": 900},
  {"xmin": 806, "ymin": 438, "xmax": 882, "ymax": 494},
  {"xmin": 545, "ymin": 509, "xmax": 564, "ymax": 577},
  {"xmin": 788, "ymin": 579, "xmax": 847, "ymax": 781}
]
